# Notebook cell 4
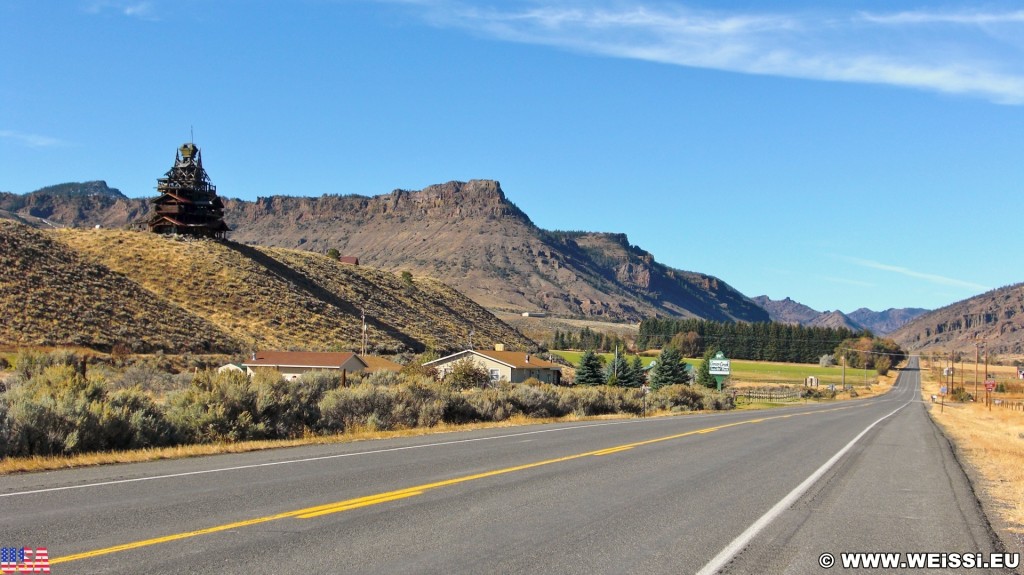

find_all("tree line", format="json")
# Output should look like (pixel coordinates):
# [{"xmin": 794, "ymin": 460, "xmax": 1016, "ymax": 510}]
[
  {"xmin": 550, "ymin": 327, "xmax": 630, "ymax": 354},
  {"xmin": 636, "ymin": 319, "xmax": 861, "ymax": 364}
]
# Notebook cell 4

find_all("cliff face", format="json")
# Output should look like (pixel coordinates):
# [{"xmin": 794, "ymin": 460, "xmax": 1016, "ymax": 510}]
[
  {"xmin": 2, "ymin": 179, "xmax": 768, "ymax": 323},
  {"xmin": 0, "ymin": 181, "xmax": 149, "ymax": 229},
  {"xmin": 892, "ymin": 283, "xmax": 1024, "ymax": 355}
]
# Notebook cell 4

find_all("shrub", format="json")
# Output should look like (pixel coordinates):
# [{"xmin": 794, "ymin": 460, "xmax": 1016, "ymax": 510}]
[
  {"xmin": 951, "ymin": 387, "xmax": 972, "ymax": 402},
  {"xmin": 318, "ymin": 383, "xmax": 396, "ymax": 433},
  {"xmin": 365, "ymin": 369, "xmax": 402, "ymax": 387},
  {"xmin": 255, "ymin": 370, "xmax": 338, "ymax": 438},
  {"xmin": 13, "ymin": 349, "xmax": 79, "ymax": 380},
  {"xmin": 510, "ymin": 384, "xmax": 565, "ymax": 418},
  {"xmin": 111, "ymin": 364, "xmax": 177, "ymax": 395},
  {"xmin": 164, "ymin": 369, "xmax": 266, "ymax": 443},
  {"xmin": 0, "ymin": 362, "xmax": 179, "ymax": 456},
  {"xmin": 97, "ymin": 387, "xmax": 175, "ymax": 450},
  {"xmin": 444, "ymin": 358, "xmax": 491, "ymax": 390},
  {"xmin": 648, "ymin": 384, "xmax": 706, "ymax": 412}
]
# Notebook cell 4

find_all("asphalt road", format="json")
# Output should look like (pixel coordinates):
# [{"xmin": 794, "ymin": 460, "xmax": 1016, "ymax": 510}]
[{"xmin": 1, "ymin": 361, "xmax": 1013, "ymax": 574}]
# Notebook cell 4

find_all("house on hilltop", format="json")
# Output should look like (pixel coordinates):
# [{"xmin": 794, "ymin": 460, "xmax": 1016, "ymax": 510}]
[
  {"xmin": 423, "ymin": 345, "xmax": 561, "ymax": 385},
  {"xmin": 148, "ymin": 142, "xmax": 229, "ymax": 238}
]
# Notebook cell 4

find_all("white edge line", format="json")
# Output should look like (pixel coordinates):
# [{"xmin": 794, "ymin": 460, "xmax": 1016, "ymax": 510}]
[
  {"xmin": 0, "ymin": 419, "xmax": 643, "ymax": 498},
  {"xmin": 695, "ymin": 395, "xmax": 912, "ymax": 575}
]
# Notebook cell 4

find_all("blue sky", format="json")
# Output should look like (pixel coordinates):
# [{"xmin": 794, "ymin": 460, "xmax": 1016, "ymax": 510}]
[{"xmin": 2, "ymin": 1, "xmax": 1022, "ymax": 314}]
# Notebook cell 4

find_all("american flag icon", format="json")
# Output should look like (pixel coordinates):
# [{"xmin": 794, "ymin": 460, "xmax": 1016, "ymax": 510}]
[{"xmin": 0, "ymin": 547, "xmax": 49, "ymax": 574}]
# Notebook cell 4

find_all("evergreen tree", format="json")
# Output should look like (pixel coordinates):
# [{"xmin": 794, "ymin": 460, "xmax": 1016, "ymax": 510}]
[
  {"xmin": 610, "ymin": 356, "xmax": 643, "ymax": 386},
  {"xmin": 649, "ymin": 347, "xmax": 688, "ymax": 389},
  {"xmin": 697, "ymin": 346, "xmax": 719, "ymax": 388},
  {"xmin": 575, "ymin": 350, "xmax": 605, "ymax": 386},
  {"xmin": 605, "ymin": 353, "xmax": 629, "ymax": 386}
]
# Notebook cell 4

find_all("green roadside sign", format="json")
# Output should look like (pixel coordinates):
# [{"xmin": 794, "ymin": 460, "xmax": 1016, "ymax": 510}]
[{"xmin": 709, "ymin": 351, "xmax": 730, "ymax": 392}]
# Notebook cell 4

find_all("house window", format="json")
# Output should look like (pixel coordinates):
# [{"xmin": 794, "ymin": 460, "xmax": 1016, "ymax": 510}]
[{"xmin": 490, "ymin": 369, "xmax": 500, "ymax": 381}]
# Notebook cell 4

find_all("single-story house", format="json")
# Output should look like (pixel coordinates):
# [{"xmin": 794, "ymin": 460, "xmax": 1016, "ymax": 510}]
[
  {"xmin": 243, "ymin": 351, "xmax": 368, "ymax": 381},
  {"xmin": 423, "ymin": 346, "xmax": 561, "ymax": 385},
  {"xmin": 360, "ymin": 355, "xmax": 404, "ymax": 373}
]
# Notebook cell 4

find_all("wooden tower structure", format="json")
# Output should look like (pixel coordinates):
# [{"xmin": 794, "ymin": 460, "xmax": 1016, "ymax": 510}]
[{"xmin": 148, "ymin": 142, "xmax": 229, "ymax": 238}]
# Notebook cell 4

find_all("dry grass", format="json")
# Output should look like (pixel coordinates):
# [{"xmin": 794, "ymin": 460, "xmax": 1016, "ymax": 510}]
[
  {"xmin": 45, "ymin": 227, "xmax": 532, "ymax": 355},
  {"xmin": 920, "ymin": 359, "xmax": 1024, "ymax": 532}
]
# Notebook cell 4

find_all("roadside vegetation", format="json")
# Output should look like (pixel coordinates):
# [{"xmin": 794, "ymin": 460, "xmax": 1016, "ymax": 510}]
[
  {"xmin": 920, "ymin": 357, "xmax": 1024, "ymax": 534},
  {"xmin": 0, "ymin": 349, "xmax": 735, "ymax": 472},
  {"xmin": 553, "ymin": 343, "xmax": 891, "ymax": 407}
]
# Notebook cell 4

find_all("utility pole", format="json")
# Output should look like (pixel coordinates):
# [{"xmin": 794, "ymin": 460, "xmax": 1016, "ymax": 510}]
[
  {"xmin": 985, "ymin": 349, "xmax": 990, "ymax": 408},
  {"xmin": 974, "ymin": 342, "xmax": 980, "ymax": 401},
  {"xmin": 361, "ymin": 308, "xmax": 367, "ymax": 356}
]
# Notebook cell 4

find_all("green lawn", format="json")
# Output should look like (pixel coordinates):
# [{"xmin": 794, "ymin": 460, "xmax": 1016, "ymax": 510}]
[
  {"xmin": 551, "ymin": 350, "xmax": 656, "ymax": 368},
  {"xmin": 550, "ymin": 350, "xmax": 874, "ymax": 385}
]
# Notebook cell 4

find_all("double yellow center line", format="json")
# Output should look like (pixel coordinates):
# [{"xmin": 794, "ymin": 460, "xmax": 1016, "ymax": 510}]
[{"xmin": 53, "ymin": 405, "xmax": 856, "ymax": 565}]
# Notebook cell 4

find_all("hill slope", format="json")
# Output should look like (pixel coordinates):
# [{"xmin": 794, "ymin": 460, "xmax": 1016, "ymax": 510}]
[
  {"xmin": 2, "ymin": 180, "xmax": 768, "ymax": 323},
  {"xmin": 2, "ymin": 222, "xmax": 533, "ymax": 354},
  {"xmin": 891, "ymin": 283, "xmax": 1024, "ymax": 356},
  {"xmin": 0, "ymin": 221, "xmax": 238, "ymax": 353}
]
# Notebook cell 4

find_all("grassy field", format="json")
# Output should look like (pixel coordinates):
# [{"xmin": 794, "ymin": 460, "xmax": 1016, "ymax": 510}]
[
  {"xmin": 550, "ymin": 351, "xmax": 876, "ymax": 387},
  {"xmin": 920, "ymin": 358, "xmax": 1024, "ymax": 534}
]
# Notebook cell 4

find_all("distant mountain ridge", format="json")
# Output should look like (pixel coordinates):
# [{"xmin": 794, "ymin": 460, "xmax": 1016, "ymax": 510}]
[
  {"xmin": 0, "ymin": 180, "xmax": 148, "ymax": 229},
  {"xmin": 753, "ymin": 295, "xmax": 928, "ymax": 335},
  {"xmin": 892, "ymin": 283, "xmax": 1024, "ymax": 356},
  {"xmin": 1, "ymin": 179, "xmax": 769, "ymax": 323}
]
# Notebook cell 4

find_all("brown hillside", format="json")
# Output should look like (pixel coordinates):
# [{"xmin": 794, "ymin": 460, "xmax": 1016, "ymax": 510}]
[
  {"xmin": 51, "ymin": 227, "xmax": 533, "ymax": 354},
  {"xmin": 223, "ymin": 180, "xmax": 768, "ymax": 323},
  {"xmin": 892, "ymin": 283, "xmax": 1024, "ymax": 356},
  {"xmin": 0, "ymin": 221, "xmax": 238, "ymax": 353},
  {"xmin": 2, "ymin": 180, "xmax": 768, "ymax": 323}
]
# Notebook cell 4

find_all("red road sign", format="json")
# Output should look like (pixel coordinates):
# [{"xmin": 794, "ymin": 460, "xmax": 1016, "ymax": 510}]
[{"xmin": 984, "ymin": 381, "xmax": 996, "ymax": 392}]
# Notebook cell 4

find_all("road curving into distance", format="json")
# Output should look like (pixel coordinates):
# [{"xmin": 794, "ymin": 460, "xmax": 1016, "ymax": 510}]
[{"xmin": 1, "ymin": 358, "xmax": 1012, "ymax": 574}]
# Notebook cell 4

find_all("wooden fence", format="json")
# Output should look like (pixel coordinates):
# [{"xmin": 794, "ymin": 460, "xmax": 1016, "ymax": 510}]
[
  {"xmin": 991, "ymin": 399, "xmax": 1024, "ymax": 412},
  {"xmin": 735, "ymin": 388, "xmax": 805, "ymax": 403}
]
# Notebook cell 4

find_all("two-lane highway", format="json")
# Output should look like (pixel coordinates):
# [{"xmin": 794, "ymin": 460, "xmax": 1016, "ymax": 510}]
[{"xmin": 1, "ymin": 360, "xmax": 1009, "ymax": 574}]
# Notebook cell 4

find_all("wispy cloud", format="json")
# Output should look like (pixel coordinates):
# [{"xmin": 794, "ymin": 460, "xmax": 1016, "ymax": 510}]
[
  {"xmin": 86, "ymin": 1, "xmax": 158, "ymax": 20},
  {"xmin": 843, "ymin": 257, "xmax": 989, "ymax": 292},
  {"xmin": 859, "ymin": 9, "xmax": 1024, "ymax": 26},
  {"xmin": 388, "ymin": 1, "xmax": 1024, "ymax": 104},
  {"xmin": 822, "ymin": 276, "xmax": 876, "ymax": 289},
  {"xmin": 0, "ymin": 130, "xmax": 68, "ymax": 148}
]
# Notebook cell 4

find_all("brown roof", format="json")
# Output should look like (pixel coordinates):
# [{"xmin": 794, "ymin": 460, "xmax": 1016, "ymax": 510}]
[
  {"xmin": 358, "ymin": 355, "xmax": 404, "ymax": 373},
  {"xmin": 244, "ymin": 351, "xmax": 366, "ymax": 369},
  {"xmin": 474, "ymin": 350, "xmax": 560, "ymax": 369},
  {"xmin": 423, "ymin": 350, "xmax": 560, "ymax": 370}
]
